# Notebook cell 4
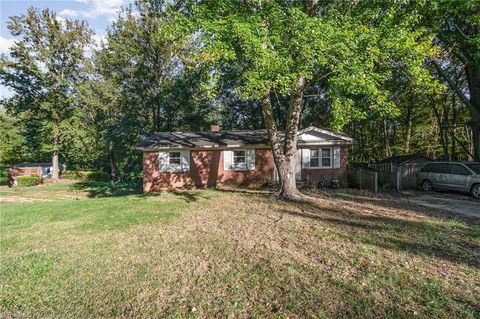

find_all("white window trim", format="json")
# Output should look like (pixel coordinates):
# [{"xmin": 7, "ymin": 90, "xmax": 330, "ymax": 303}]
[
  {"xmin": 309, "ymin": 147, "xmax": 333, "ymax": 169},
  {"xmin": 159, "ymin": 150, "xmax": 190, "ymax": 172},
  {"xmin": 224, "ymin": 149, "xmax": 255, "ymax": 171}
]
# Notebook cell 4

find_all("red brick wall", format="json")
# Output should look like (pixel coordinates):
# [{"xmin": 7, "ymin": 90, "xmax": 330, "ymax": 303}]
[
  {"xmin": 143, "ymin": 146, "xmax": 348, "ymax": 192},
  {"xmin": 300, "ymin": 146, "xmax": 348, "ymax": 185},
  {"xmin": 143, "ymin": 148, "xmax": 275, "ymax": 192},
  {"xmin": 8, "ymin": 167, "xmax": 42, "ymax": 178}
]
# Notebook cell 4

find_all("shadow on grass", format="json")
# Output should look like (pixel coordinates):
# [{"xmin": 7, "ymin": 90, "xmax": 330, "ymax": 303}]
[
  {"xmin": 214, "ymin": 186, "xmax": 273, "ymax": 196},
  {"xmin": 171, "ymin": 191, "xmax": 202, "ymax": 203},
  {"xmin": 73, "ymin": 181, "xmax": 211, "ymax": 204},
  {"xmin": 276, "ymin": 197, "xmax": 480, "ymax": 268},
  {"xmin": 73, "ymin": 181, "xmax": 142, "ymax": 198}
]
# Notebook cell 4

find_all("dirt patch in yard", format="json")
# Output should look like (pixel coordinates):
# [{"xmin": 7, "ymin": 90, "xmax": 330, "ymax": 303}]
[
  {"xmin": 406, "ymin": 193, "xmax": 479, "ymax": 218},
  {"xmin": 0, "ymin": 196, "xmax": 48, "ymax": 203},
  {"xmin": 331, "ymin": 188, "xmax": 480, "ymax": 225}
]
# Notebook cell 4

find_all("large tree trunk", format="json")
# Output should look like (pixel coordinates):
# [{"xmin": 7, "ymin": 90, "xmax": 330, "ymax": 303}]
[
  {"xmin": 262, "ymin": 78, "xmax": 306, "ymax": 200},
  {"xmin": 405, "ymin": 100, "xmax": 413, "ymax": 153},
  {"xmin": 465, "ymin": 61, "xmax": 480, "ymax": 161},
  {"xmin": 260, "ymin": 0, "xmax": 316, "ymax": 199},
  {"xmin": 52, "ymin": 132, "xmax": 60, "ymax": 180},
  {"xmin": 383, "ymin": 118, "xmax": 391, "ymax": 157},
  {"xmin": 443, "ymin": 100, "xmax": 450, "ymax": 160},
  {"xmin": 431, "ymin": 100, "xmax": 449, "ymax": 160},
  {"xmin": 108, "ymin": 142, "xmax": 118, "ymax": 181}
]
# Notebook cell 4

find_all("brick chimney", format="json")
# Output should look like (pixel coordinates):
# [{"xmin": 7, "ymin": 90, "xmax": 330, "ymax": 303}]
[{"xmin": 210, "ymin": 125, "xmax": 221, "ymax": 132}]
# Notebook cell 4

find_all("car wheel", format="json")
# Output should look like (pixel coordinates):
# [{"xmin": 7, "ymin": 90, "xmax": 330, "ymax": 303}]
[
  {"xmin": 421, "ymin": 180, "xmax": 432, "ymax": 192},
  {"xmin": 472, "ymin": 184, "xmax": 480, "ymax": 199}
]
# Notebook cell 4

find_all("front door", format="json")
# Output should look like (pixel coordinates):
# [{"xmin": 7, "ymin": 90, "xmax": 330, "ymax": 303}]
[{"xmin": 295, "ymin": 149, "xmax": 302, "ymax": 180}]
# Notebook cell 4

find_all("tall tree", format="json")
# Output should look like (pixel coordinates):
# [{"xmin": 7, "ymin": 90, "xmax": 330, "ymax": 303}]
[
  {"xmin": 186, "ymin": 0, "xmax": 435, "ymax": 199},
  {"xmin": 80, "ymin": 0, "xmax": 215, "ymax": 179},
  {"xmin": 0, "ymin": 8, "xmax": 92, "ymax": 178},
  {"xmin": 426, "ymin": 1, "xmax": 480, "ymax": 160}
]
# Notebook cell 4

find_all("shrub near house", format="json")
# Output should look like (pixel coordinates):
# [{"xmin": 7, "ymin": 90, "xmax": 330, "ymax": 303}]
[
  {"xmin": 62, "ymin": 171, "xmax": 111, "ymax": 182},
  {"xmin": 0, "ymin": 168, "xmax": 9, "ymax": 185},
  {"xmin": 16, "ymin": 175, "xmax": 42, "ymax": 187}
]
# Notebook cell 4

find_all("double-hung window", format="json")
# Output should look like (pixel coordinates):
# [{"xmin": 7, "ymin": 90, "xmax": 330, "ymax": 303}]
[
  {"xmin": 159, "ymin": 151, "xmax": 190, "ymax": 172},
  {"xmin": 310, "ymin": 148, "xmax": 332, "ymax": 168},
  {"xmin": 168, "ymin": 152, "xmax": 181, "ymax": 165},
  {"xmin": 310, "ymin": 149, "xmax": 320, "ymax": 168},
  {"xmin": 233, "ymin": 150, "xmax": 246, "ymax": 170},
  {"xmin": 224, "ymin": 149, "xmax": 255, "ymax": 171},
  {"xmin": 321, "ymin": 149, "xmax": 331, "ymax": 167}
]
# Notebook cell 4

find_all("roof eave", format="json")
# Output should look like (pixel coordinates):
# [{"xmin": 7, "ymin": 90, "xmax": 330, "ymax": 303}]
[
  {"xmin": 298, "ymin": 126, "xmax": 354, "ymax": 142},
  {"xmin": 135, "ymin": 143, "xmax": 271, "ymax": 151}
]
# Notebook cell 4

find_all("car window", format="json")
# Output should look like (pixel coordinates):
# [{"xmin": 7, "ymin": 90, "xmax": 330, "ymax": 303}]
[
  {"xmin": 466, "ymin": 164, "xmax": 480, "ymax": 174},
  {"xmin": 430, "ymin": 163, "xmax": 449, "ymax": 173},
  {"xmin": 421, "ymin": 163, "xmax": 433, "ymax": 172},
  {"xmin": 449, "ymin": 164, "xmax": 471, "ymax": 176}
]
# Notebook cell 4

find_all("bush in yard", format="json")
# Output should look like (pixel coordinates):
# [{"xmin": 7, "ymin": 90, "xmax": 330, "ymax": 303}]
[
  {"xmin": 17, "ymin": 175, "xmax": 42, "ymax": 187},
  {"xmin": 60, "ymin": 170, "xmax": 80, "ymax": 180},
  {"xmin": 121, "ymin": 171, "xmax": 143, "ymax": 186},
  {"xmin": 60, "ymin": 170, "xmax": 111, "ymax": 182},
  {"xmin": 0, "ymin": 169, "xmax": 9, "ymax": 185},
  {"xmin": 78, "ymin": 171, "xmax": 111, "ymax": 182}
]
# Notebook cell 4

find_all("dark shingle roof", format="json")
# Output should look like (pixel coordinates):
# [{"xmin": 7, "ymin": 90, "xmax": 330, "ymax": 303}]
[
  {"xmin": 135, "ymin": 130, "xmax": 271, "ymax": 149},
  {"xmin": 136, "ymin": 126, "xmax": 354, "ymax": 150},
  {"xmin": 13, "ymin": 162, "xmax": 53, "ymax": 168}
]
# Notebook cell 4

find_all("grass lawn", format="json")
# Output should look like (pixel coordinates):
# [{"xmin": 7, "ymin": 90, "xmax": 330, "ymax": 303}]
[{"xmin": 1, "ymin": 181, "xmax": 479, "ymax": 318}]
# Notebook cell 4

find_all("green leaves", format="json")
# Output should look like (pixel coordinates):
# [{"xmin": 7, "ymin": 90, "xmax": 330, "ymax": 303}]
[
  {"xmin": 0, "ymin": 7, "xmax": 92, "ymax": 169},
  {"xmin": 187, "ymin": 0, "xmax": 437, "ymax": 129},
  {"xmin": 0, "ymin": 7, "xmax": 92, "ymax": 120}
]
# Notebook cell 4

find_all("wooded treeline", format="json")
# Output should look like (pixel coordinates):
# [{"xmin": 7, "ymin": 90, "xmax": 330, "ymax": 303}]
[{"xmin": 1, "ymin": 0, "xmax": 479, "ymax": 182}]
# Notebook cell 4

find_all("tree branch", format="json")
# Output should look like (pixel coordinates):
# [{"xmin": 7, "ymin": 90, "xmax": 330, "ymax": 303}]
[{"xmin": 431, "ymin": 60, "xmax": 472, "ymax": 109}]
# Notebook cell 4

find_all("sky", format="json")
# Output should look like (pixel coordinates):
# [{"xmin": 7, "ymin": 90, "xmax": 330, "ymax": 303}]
[{"xmin": 0, "ymin": 0, "xmax": 133, "ymax": 98}]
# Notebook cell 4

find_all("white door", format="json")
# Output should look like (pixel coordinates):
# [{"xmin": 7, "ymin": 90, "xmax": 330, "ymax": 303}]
[{"xmin": 295, "ymin": 149, "xmax": 302, "ymax": 180}]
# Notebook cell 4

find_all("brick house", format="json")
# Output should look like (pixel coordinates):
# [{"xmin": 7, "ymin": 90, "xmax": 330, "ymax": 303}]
[
  {"xmin": 135, "ymin": 126, "xmax": 354, "ymax": 192},
  {"xmin": 8, "ymin": 162, "xmax": 63, "ymax": 180}
]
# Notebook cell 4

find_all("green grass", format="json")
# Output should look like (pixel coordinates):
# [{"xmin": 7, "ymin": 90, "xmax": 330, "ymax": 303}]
[{"xmin": 1, "ymin": 181, "xmax": 479, "ymax": 318}]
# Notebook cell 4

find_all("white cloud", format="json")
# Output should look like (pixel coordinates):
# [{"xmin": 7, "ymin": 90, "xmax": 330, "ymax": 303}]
[
  {"xmin": 89, "ymin": 0, "xmax": 127, "ymax": 17},
  {"xmin": 59, "ymin": 9, "xmax": 79, "ymax": 17},
  {"xmin": 60, "ymin": 0, "xmax": 131, "ymax": 20},
  {"xmin": 93, "ymin": 33, "xmax": 106, "ymax": 45},
  {"xmin": 0, "ymin": 36, "xmax": 15, "ymax": 55},
  {"xmin": 83, "ymin": 32, "xmax": 106, "ymax": 58},
  {"xmin": 55, "ymin": 15, "xmax": 66, "ymax": 25}
]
